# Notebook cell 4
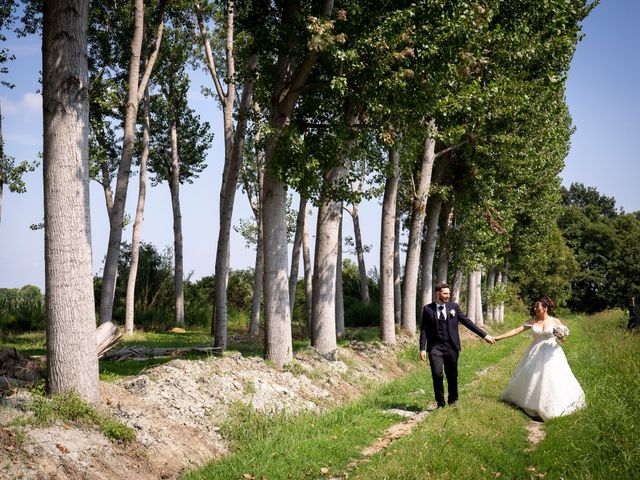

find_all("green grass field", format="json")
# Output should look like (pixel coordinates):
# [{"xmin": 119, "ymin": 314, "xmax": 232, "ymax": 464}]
[{"xmin": 185, "ymin": 311, "xmax": 639, "ymax": 480}]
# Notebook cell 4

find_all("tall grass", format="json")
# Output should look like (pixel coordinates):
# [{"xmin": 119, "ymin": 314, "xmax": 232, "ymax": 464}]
[{"xmin": 350, "ymin": 310, "xmax": 640, "ymax": 480}]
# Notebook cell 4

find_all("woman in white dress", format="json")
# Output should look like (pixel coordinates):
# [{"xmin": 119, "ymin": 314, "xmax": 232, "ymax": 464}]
[{"xmin": 494, "ymin": 296, "xmax": 586, "ymax": 421}]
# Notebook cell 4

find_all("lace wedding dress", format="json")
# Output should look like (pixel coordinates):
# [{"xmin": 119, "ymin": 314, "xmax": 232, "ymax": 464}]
[{"xmin": 500, "ymin": 323, "xmax": 586, "ymax": 421}]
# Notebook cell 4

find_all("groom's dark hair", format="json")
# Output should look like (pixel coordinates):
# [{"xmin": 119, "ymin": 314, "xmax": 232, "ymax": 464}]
[{"xmin": 435, "ymin": 283, "xmax": 450, "ymax": 292}]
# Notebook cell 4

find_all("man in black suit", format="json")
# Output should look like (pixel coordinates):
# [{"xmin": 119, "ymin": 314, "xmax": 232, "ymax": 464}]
[{"xmin": 419, "ymin": 283, "xmax": 495, "ymax": 408}]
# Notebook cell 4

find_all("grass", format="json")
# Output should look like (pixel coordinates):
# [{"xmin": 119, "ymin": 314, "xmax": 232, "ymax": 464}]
[
  {"xmin": 184, "ymin": 311, "xmax": 640, "ymax": 480},
  {"xmin": 184, "ymin": 322, "xmax": 516, "ymax": 480},
  {"xmin": 349, "ymin": 310, "xmax": 640, "ymax": 480},
  {"xmin": 13, "ymin": 387, "xmax": 136, "ymax": 443},
  {"xmin": 3, "ymin": 324, "xmax": 357, "ymax": 381}
]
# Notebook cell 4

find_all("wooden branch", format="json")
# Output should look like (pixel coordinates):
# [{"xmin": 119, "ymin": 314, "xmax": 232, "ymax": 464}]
[
  {"xmin": 101, "ymin": 345, "xmax": 222, "ymax": 362},
  {"xmin": 434, "ymin": 138, "xmax": 470, "ymax": 159},
  {"xmin": 197, "ymin": 10, "xmax": 226, "ymax": 106},
  {"xmin": 137, "ymin": 1, "xmax": 167, "ymax": 102}
]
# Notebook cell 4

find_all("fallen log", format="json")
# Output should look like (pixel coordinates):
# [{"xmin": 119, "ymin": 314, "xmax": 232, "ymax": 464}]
[
  {"xmin": 101, "ymin": 345, "xmax": 222, "ymax": 361},
  {"xmin": 96, "ymin": 321, "xmax": 123, "ymax": 358}
]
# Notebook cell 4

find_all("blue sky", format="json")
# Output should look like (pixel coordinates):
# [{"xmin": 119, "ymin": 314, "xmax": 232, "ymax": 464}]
[{"xmin": 1, "ymin": 0, "xmax": 638, "ymax": 290}]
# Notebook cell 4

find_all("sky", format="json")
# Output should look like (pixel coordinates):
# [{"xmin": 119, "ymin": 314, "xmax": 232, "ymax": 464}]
[{"xmin": 0, "ymin": 0, "xmax": 638, "ymax": 291}]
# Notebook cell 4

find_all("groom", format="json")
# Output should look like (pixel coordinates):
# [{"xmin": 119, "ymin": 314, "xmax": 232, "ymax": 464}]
[{"xmin": 419, "ymin": 283, "xmax": 495, "ymax": 408}]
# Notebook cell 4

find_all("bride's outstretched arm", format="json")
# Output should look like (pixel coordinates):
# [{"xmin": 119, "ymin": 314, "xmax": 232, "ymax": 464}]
[{"xmin": 494, "ymin": 325, "xmax": 527, "ymax": 341}]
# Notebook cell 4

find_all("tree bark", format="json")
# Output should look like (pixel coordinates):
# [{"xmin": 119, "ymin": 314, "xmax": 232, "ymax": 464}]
[
  {"xmin": 466, "ymin": 270, "xmax": 477, "ymax": 322},
  {"xmin": 248, "ymin": 104, "xmax": 265, "ymax": 337},
  {"xmin": 262, "ymin": 172, "xmax": 293, "ymax": 366},
  {"xmin": 42, "ymin": 0, "xmax": 99, "ymax": 403},
  {"xmin": 99, "ymin": 0, "xmax": 164, "ymax": 324},
  {"xmin": 311, "ymin": 197, "xmax": 341, "ymax": 355},
  {"xmin": 289, "ymin": 196, "xmax": 307, "ymax": 319},
  {"xmin": 302, "ymin": 204, "xmax": 313, "ymax": 336},
  {"xmin": 335, "ymin": 211, "xmax": 345, "ymax": 337},
  {"xmin": 493, "ymin": 270, "xmax": 502, "ymax": 322},
  {"xmin": 261, "ymin": 0, "xmax": 334, "ymax": 366},
  {"xmin": 474, "ymin": 269, "xmax": 483, "ymax": 325},
  {"xmin": 350, "ymin": 201, "xmax": 370, "ymax": 304},
  {"xmin": 125, "ymin": 89, "xmax": 150, "ymax": 335},
  {"xmin": 420, "ymin": 195, "xmax": 442, "ymax": 307},
  {"xmin": 486, "ymin": 266, "xmax": 495, "ymax": 322},
  {"xmin": 249, "ymin": 220, "xmax": 264, "ymax": 337},
  {"xmin": 401, "ymin": 131, "xmax": 436, "ymax": 335},
  {"xmin": 499, "ymin": 271, "xmax": 508, "ymax": 323},
  {"xmin": 393, "ymin": 213, "xmax": 402, "ymax": 326},
  {"xmin": 436, "ymin": 201, "xmax": 454, "ymax": 284},
  {"xmin": 380, "ymin": 149, "xmax": 400, "ymax": 345},
  {"xmin": 451, "ymin": 269, "xmax": 463, "ymax": 303},
  {"xmin": 208, "ymin": 10, "xmax": 259, "ymax": 347},
  {"xmin": 169, "ymin": 118, "xmax": 185, "ymax": 326}
]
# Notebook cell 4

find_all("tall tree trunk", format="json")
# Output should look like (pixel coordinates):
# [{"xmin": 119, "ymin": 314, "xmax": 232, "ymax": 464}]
[
  {"xmin": 474, "ymin": 269, "xmax": 483, "ymax": 325},
  {"xmin": 249, "ymin": 221, "xmax": 264, "ymax": 337},
  {"xmin": 499, "ymin": 271, "xmax": 508, "ymax": 323},
  {"xmin": 211, "ymin": 53, "xmax": 258, "ymax": 348},
  {"xmin": 125, "ymin": 89, "xmax": 151, "ymax": 335},
  {"xmin": 451, "ymin": 269, "xmax": 463, "ymax": 304},
  {"xmin": 436, "ymin": 201, "xmax": 454, "ymax": 284},
  {"xmin": 99, "ymin": 0, "xmax": 164, "ymax": 324},
  {"xmin": 466, "ymin": 270, "xmax": 477, "ymax": 321},
  {"xmin": 0, "ymin": 101, "xmax": 4, "ymax": 225},
  {"xmin": 350, "ymin": 201, "xmax": 370, "ymax": 304},
  {"xmin": 493, "ymin": 270, "xmax": 502, "ymax": 322},
  {"xmin": 311, "ymin": 198, "xmax": 341, "ymax": 355},
  {"xmin": 380, "ymin": 149, "xmax": 400, "ymax": 345},
  {"xmin": 248, "ymin": 104, "xmax": 264, "ymax": 337},
  {"xmin": 402, "ymin": 132, "xmax": 437, "ymax": 334},
  {"xmin": 335, "ymin": 210, "xmax": 345, "ymax": 337},
  {"xmin": 486, "ymin": 266, "xmax": 495, "ymax": 322},
  {"xmin": 393, "ymin": 213, "xmax": 402, "ymax": 326},
  {"xmin": 302, "ymin": 205, "xmax": 313, "ymax": 336},
  {"xmin": 262, "ymin": 172, "xmax": 293, "ymax": 366},
  {"xmin": 289, "ymin": 196, "xmax": 307, "ymax": 319},
  {"xmin": 420, "ymin": 195, "xmax": 442, "ymax": 306},
  {"xmin": 169, "ymin": 119, "xmax": 185, "ymax": 325},
  {"xmin": 261, "ymin": 0, "xmax": 334, "ymax": 366},
  {"xmin": 42, "ymin": 0, "xmax": 99, "ymax": 403}
]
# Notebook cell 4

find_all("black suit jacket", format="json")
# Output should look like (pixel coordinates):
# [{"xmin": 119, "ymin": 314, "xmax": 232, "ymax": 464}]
[{"xmin": 419, "ymin": 301, "xmax": 488, "ymax": 352}]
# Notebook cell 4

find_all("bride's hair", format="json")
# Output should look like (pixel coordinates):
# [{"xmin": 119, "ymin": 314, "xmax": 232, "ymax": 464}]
[{"xmin": 534, "ymin": 296, "xmax": 555, "ymax": 312}]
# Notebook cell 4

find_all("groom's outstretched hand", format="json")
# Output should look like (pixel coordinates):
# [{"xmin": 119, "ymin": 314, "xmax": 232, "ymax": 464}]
[{"xmin": 484, "ymin": 335, "xmax": 496, "ymax": 345}]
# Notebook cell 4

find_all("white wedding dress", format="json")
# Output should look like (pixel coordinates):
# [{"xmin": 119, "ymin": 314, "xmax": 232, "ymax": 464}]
[{"xmin": 500, "ymin": 323, "xmax": 586, "ymax": 421}]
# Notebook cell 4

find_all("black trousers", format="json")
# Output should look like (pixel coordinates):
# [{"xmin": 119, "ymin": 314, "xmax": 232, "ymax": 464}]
[{"xmin": 428, "ymin": 343, "xmax": 460, "ymax": 406}]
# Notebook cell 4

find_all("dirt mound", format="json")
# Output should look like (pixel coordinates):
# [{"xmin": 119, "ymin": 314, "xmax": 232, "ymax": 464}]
[{"xmin": 0, "ymin": 337, "xmax": 414, "ymax": 479}]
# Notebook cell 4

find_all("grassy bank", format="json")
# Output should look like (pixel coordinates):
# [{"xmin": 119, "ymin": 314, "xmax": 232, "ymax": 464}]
[{"xmin": 186, "ymin": 311, "xmax": 639, "ymax": 480}]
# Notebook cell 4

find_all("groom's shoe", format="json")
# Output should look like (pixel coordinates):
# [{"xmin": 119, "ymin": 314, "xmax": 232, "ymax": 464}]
[
  {"xmin": 436, "ymin": 403, "xmax": 446, "ymax": 409},
  {"xmin": 448, "ymin": 401, "xmax": 458, "ymax": 408}
]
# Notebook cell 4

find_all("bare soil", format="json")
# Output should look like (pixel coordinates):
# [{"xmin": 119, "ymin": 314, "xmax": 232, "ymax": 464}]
[{"xmin": 0, "ymin": 336, "xmax": 415, "ymax": 480}]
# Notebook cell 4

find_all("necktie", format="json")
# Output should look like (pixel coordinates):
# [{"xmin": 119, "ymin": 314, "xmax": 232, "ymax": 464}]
[{"xmin": 438, "ymin": 305, "xmax": 445, "ymax": 322}]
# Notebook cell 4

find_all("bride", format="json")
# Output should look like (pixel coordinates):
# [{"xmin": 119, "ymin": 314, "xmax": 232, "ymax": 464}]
[{"xmin": 494, "ymin": 296, "xmax": 586, "ymax": 421}]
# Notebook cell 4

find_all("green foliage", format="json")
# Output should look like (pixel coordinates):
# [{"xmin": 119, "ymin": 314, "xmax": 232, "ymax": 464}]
[
  {"xmin": 0, "ymin": 285, "xmax": 45, "ymax": 332},
  {"xmin": 559, "ymin": 183, "xmax": 640, "ymax": 312},
  {"xmin": 226, "ymin": 269, "xmax": 255, "ymax": 313}
]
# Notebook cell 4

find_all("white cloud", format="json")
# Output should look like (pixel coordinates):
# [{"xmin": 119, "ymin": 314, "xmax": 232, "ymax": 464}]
[
  {"xmin": 22, "ymin": 92, "xmax": 42, "ymax": 112},
  {"xmin": 1, "ymin": 92, "xmax": 42, "ymax": 114}
]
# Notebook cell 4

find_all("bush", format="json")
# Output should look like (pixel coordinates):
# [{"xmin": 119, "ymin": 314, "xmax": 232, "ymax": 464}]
[
  {"xmin": 344, "ymin": 298, "xmax": 380, "ymax": 327},
  {"xmin": 0, "ymin": 286, "xmax": 45, "ymax": 332}
]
